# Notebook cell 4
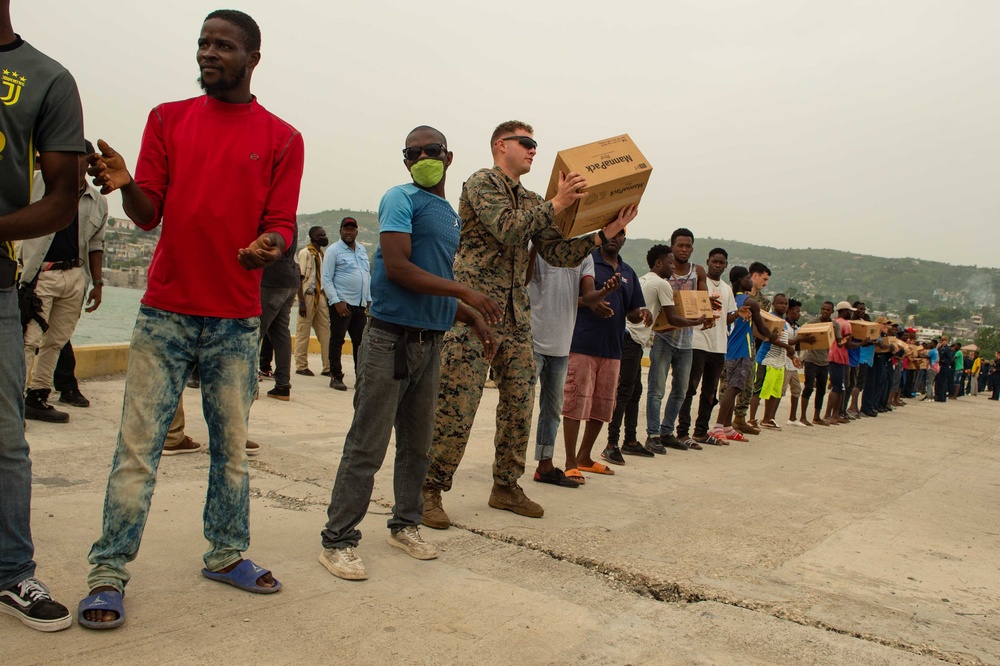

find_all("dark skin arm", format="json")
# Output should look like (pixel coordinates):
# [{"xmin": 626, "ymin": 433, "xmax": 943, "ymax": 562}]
[
  {"xmin": 85, "ymin": 250, "xmax": 104, "ymax": 313},
  {"xmin": 747, "ymin": 299, "xmax": 780, "ymax": 342},
  {"xmin": 628, "ymin": 307, "xmax": 653, "ymax": 326},
  {"xmin": 0, "ymin": 152, "xmax": 79, "ymax": 241},
  {"xmin": 727, "ymin": 304, "xmax": 752, "ymax": 325},
  {"xmin": 663, "ymin": 303, "xmax": 706, "ymax": 328},
  {"xmin": 455, "ymin": 303, "xmax": 497, "ymax": 360},
  {"xmin": 380, "ymin": 231, "xmax": 502, "ymax": 326},
  {"xmin": 297, "ymin": 274, "xmax": 307, "ymax": 316}
]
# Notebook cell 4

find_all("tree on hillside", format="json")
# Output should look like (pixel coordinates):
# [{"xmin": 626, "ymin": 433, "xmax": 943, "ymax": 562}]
[{"xmin": 974, "ymin": 326, "xmax": 1000, "ymax": 357}]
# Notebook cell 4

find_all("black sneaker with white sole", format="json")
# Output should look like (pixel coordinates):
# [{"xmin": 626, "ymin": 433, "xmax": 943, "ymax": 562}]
[{"xmin": 0, "ymin": 577, "xmax": 72, "ymax": 632}]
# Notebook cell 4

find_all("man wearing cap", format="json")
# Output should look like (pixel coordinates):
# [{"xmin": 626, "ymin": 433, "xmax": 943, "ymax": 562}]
[
  {"xmin": 21, "ymin": 143, "xmax": 108, "ymax": 423},
  {"xmin": 823, "ymin": 301, "xmax": 862, "ymax": 424},
  {"xmin": 322, "ymin": 216, "xmax": 371, "ymax": 391}
]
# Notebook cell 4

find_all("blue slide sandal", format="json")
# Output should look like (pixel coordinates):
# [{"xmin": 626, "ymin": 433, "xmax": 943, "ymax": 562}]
[
  {"xmin": 78, "ymin": 590, "xmax": 125, "ymax": 630},
  {"xmin": 201, "ymin": 559, "xmax": 282, "ymax": 594}
]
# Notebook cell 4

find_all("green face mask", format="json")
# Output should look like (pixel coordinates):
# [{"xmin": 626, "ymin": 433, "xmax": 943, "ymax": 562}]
[{"xmin": 410, "ymin": 158, "xmax": 445, "ymax": 188}]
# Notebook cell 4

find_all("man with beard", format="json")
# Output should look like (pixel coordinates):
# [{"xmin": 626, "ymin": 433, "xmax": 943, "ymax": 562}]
[
  {"xmin": 294, "ymin": 226, "xmax": 332, "ymax": 377},
  {"xmin": 422, "ymin": 120, "xmax": 636, "ymax": 527},
  {"xmin": 79, "ymin": 9, "xmax": 303, "ymax": 628},
  {"xmin": 318, "ymin": 127, "xmax": 499, "ymax": 580}
]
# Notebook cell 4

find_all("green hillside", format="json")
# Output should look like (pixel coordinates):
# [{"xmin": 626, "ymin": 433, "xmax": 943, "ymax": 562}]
[{"xmin": 297, "ymin": 210, "xmax": 999, "ymax": 325}]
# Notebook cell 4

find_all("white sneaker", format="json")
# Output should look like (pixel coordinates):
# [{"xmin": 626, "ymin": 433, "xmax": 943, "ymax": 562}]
[
  {"xmin": 787, "ymin": 419, "xmax": 807, "ymax": 427},
  {"xmin": 388, "ymin": 526, "xmax": 438, "ymax": 560},
  {"xmin": 318, "ymin": 547, "xmax": 368, "ymax": 580}
]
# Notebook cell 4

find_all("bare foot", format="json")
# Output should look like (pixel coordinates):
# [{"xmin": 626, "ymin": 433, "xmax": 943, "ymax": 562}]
[
  {"xmin": 215, "ymin": 558, "xmax": 276, "ymax": 588},
  {"xmin": 83, "ymin": 585, "xmax": 120, "ymax": 624}
]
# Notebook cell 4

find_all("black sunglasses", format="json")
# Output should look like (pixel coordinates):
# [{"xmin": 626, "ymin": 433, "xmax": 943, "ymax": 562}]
[
  {"xmin": 403, "ymin": 143, "xmax": 448, "ymax": 161},
  {"xmin": 500, "ymin": 136, "xmax": 538, "ymax": 150}
]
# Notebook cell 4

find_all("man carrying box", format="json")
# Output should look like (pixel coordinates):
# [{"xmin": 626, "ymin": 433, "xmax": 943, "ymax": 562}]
[
  {"xmin": 422, "ymin": 120, "xmax": 636, "ymax": 528},
  {"xmin": 732, "ymin": 262, "xmax": 772, "ymax": 434},
  {"xmin": 823, "ymin": 302, "xmax": 863, "ymax": 424},
  {"xmin": 799, "ymin": 301, "xmax": 835, "ymax": 426}
]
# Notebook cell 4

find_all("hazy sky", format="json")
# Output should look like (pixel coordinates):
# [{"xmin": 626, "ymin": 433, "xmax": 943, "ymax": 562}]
[{"xmin": 16, "ymin": 1, "xmax": 1000, "ymax": 267}]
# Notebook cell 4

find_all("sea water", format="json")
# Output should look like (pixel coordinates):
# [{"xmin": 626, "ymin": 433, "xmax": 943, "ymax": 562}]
[{"xmin": 72, "ymin": 286, "xmax": 296, "ymax": 344}]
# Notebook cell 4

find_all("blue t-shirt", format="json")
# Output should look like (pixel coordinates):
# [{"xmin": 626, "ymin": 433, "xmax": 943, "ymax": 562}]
[
  {"xmin": 569, "ymin": 249, "xmax": 644, "ymax": 360},
  {"xmin": 369, "ymin": 184, "xmax": 461, "ymax": 331},
  {"xmin": 860, "ymin": 342, "xmax": 876, "ymax": 366},
  {"xmin": 926, "ymin": 348, "xmax": 939, "ymax": 366},
  {"xmin": 848, "ymin": 344, "xmax": 861, "ymax": 367},
  {"xmin": 727, "ymin": 293, "xmax": 753, "ymax": 360}
]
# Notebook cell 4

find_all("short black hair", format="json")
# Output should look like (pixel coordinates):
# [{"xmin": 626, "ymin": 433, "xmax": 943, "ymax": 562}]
[
  {"xmin": 407, "ymin": 125, "xmax": 447, "ymax": 147},
  {"xmin": 708, "ymin": 247, "xmax": 728, "ymax": 260},
  {"xmin": 823, "ymin": 300, "xmax": 835, "ymax": 307},
  {"xmin": 852, "ymin": 300, "xmax": 865, "ymax": 308},
  {"xmin": 646, "ymin": 244, "xmax": 671, "ymax": 269},
  {"xmin": 788, "ymin": 298, "xmax": 802, "ymax": 309},
  {"xmin": 773, "ymin": 293, "xmax": 788, "ymax": 302},
  {"xmin": 748, "ymin": 261, "xmax": 770, "ymax": 276},
  {"xmin": 671, "ymin": 228, "xmax": 694, "ymax": 245},
  {"xmin": 205, "ymin": 9, "xmax": 261, "ymax": 51},
  {"xmin": 308, "ymin": 226, "xmax": 324, "ymax": 237}
]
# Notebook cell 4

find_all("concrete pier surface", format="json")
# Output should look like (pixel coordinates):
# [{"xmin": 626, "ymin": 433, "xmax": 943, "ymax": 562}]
[{"xmin": 6, "ymin": 362, "xmax": 998, "ymax": 665}]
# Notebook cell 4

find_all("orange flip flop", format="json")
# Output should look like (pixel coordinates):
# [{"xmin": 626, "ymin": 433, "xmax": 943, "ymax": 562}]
[
  {"xmin": 578, "ymin": 462, "xmax": 615, "ymax": 475},
  {"xmin": 564, "ymin": 468, "xmax": 586, "ymax": 485}
]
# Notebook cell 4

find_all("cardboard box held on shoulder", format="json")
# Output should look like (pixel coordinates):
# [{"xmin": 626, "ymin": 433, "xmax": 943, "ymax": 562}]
[
  {"xmin": 796, "ymin": 321, "xmax": 835, "ymax": 350},
  {"xmin": 754, "ymin": 310, "xmax": 785, "ymax": 341},
  {"xmin": 545, "ymin": 134, "xmax": 653, "ymax": 238},
  {"xmin": 850, "ymin": 320, "xmax": 881, "ymax": 342},
  {"xmin": 653, "ymin": 290, "xmax": 714, "ymax": 332}
]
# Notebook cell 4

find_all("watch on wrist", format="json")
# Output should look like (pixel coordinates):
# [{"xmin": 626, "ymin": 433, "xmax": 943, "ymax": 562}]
[{"xmin": 598, "ymin": 228, "xmax": 609, "ymax": 246}]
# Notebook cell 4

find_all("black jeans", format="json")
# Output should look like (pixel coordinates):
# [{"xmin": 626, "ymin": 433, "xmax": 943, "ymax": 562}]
[
  {"xmin": 53, "ymin": 340, "xmax": 79, "ymax": 394},
  {"xmin": 329, "ymin": 303, "xmax": 367, "ymax": 380},
  {"xmin": 802, "ymin": 362, "xmax": 828, "ymax": 412},
  {"xmin": 608, "ymin": 334, "xmax": 644, "ymax": 445},
  {"xmin": 678, "ymin": 349, "xmax": 725, "ymax": 437},
  {"xmin": 260, "ymin": 286, "xmax": 297, "ymax": 390}
]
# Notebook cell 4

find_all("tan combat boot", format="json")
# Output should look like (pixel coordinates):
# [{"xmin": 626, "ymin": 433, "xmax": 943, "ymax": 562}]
[
  {"xmin": 421, "ymin": 487, "xmax": 451, "ymax": 530},
  {"xmin": 732, "ymin": 415, "xmax": 760, "ymax": 435},
  {"xmin": 488, "ymin": 482, "xmax": 543, "ymax": 518}
]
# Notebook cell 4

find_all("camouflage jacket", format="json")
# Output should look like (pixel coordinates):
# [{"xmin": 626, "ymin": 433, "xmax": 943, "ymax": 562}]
[
  {"xmin": 749, "ymin": 290, "xmax": 772, "ymax": 314},
  {"xmin": 455, "ymin": 166, "xmax": 596, "ymax": 327}
]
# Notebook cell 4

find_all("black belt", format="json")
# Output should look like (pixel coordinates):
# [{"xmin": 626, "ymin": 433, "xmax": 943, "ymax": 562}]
[
  {"xmin": 42, "ymin": 258, "xmax": 84, "ymax": 271},
  {"xmin": 369, "ymin": 317, "xmax": 440, "ymax": 380}
]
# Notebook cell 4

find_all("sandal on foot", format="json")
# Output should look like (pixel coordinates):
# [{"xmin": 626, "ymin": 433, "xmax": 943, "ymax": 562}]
[
  {"xmin": 78, "ymin": 590, "xmax": 125, "ymax": 630},
  {"xmin": 201, "ymin": 559, "xmax": 282, "ymax": 594},
  {"xmin": 564, "ymin": 468, "xmax": 586, "ymax": 485},
  {"xmin": 533, "ymin": 468, "xmax": 580, "ymax": 488},
  {"xmin": 578, "ymin": 462, "xmax": 615, "ymax": 475}
]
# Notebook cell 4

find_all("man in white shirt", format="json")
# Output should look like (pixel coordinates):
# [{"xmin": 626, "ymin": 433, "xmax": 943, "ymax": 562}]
[{"xmin": 677, "ymin": 248, "xmax": 735, "ymax": 447}]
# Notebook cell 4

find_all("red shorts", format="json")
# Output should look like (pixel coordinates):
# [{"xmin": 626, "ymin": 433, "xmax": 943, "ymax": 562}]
[{"xmin": 561, "ymin": 353, "xmax": 621, "ymax": 423}]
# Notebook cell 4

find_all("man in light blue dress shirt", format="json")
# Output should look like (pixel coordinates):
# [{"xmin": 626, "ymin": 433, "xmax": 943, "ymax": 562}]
[{"xmin": 322, "ymin": 216, "xmax": 371, "ymax": 390}]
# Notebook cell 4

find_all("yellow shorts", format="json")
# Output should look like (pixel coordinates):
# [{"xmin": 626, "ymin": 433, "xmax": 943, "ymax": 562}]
[{"xmin": 761, "ymin": 366, "xmax": 785, "ymax": 400}]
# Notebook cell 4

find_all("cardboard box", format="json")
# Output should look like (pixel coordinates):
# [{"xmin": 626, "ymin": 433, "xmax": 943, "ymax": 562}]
[
  {"xmin": 545, "ymin": 134, "xmax": 653, "ymax": 238},
  {"xmin": 754, "ymin": 311, "xmax": 786, "ymax": 341},
  {"xmin": 850, "ymin": 320, "xmax": 881, "ymax": 342},
  {"xmin": 652, "ymin": 290, "xmax": 714, "ymax": 332},
  {"xmin": 674, "ymin": 290, "xmax": 714, "ymax": 320},
  {"xmin": 796, "ymin": 321, "xmax": 835, "ymax": 350}
]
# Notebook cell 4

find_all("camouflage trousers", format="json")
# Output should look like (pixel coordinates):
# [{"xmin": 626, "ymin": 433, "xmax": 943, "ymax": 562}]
[{"xmin": 424, "ymin": 321, "xmax": 535, "ymax": 492}]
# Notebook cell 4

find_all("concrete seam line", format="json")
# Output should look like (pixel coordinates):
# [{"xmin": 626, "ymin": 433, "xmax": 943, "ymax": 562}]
[{"xmin": 246, "ymin": 461, "xmax": 983, "ymax": 666}]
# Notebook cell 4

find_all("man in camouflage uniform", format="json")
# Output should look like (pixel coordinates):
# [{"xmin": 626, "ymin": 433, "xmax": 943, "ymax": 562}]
[{"xmin": 422, "ymin": 120, "xmax": 636, "ymax": 526}]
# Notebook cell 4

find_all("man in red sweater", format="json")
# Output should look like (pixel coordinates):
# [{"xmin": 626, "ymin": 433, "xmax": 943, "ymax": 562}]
[{"xmin": 78, "ymin": 10, "xmax": 303, "ymax": 629}]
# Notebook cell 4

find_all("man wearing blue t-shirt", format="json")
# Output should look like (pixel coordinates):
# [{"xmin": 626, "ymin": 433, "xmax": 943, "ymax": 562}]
[{"xmin": 318, "ymin": 126, "xmax": 501, "ymax": 581}]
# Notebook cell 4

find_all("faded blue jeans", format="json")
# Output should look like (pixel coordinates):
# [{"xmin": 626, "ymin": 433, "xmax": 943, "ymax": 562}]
[
  {"xmin": 0, "ymin": 288, "xmax": 35, "ymax": 590},
  {"xmin": 532, "ymin": 352, "xmax": 569, "ymax": 461},
  {"xmin": 322, "ymin": 321, "xmax": 443, "ymax": 549},
  {"xmin": 87, "ymin": 305, "xmax": 259, "ymax": 593},
  {"xmin": 646, "ymin": 336, "xmax": 693, "ymax": 438}
]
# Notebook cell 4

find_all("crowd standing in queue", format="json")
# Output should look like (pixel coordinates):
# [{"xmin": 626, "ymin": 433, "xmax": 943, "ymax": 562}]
[{"xmin": 1, "ymin": 4, "xmax": 996, "ymax": 635}]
